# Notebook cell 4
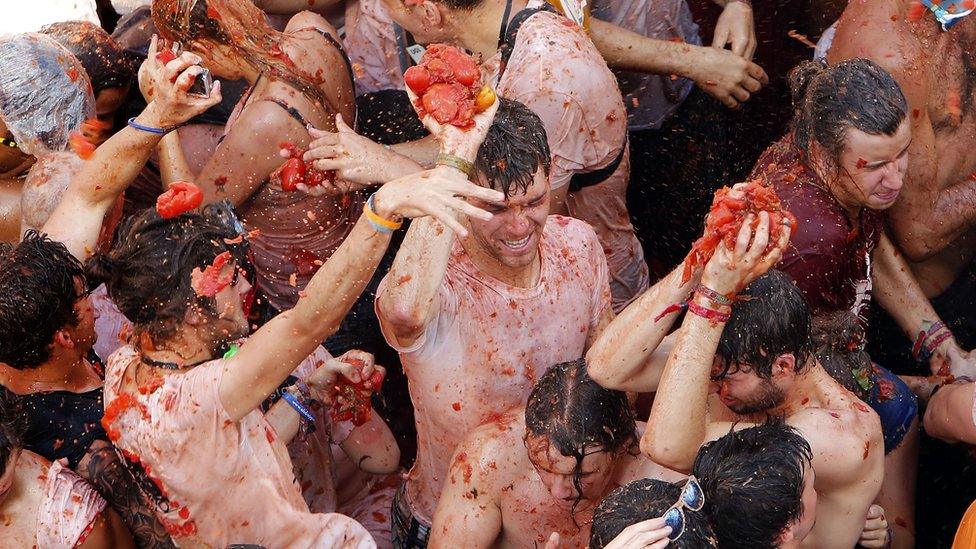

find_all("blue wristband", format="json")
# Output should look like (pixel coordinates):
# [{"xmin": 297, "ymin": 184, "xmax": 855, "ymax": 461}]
[
  {"xmin": 282, "ymin": 391, "xmax": 316, "ymax": 423},
  {"xmin": 127, "ymin": 116, "xmax": 169, "ymax": 135}
]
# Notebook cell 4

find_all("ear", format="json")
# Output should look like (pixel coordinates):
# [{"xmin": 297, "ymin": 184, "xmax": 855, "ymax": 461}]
[
  {"xmin": 771, "ymin": 353, "xmax": 796, "ymax": 379},
  {"xmin": 776, "ymin": 522, "xmax": 797, "ymax": 545},
  {"xmin": 421, "ymin": 1, "xmax": 444, "ymax": 27},
  {"xmin": 184, "ymin": 303, "xmax": 210, "ymax": 327},
  {"xmin": 53, "ymin": 329, "xmax": 75, "ymax": 350}
]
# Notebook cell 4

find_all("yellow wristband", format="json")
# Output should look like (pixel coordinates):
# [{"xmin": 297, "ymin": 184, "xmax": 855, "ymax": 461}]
[{"xmin": 364, "ymin": 193, "xmax": 403, "ymax": 233}]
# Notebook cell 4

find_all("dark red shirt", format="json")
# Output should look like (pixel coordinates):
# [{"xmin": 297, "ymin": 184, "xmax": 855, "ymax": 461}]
[{"xmin": 750, "ymin": 135, "xmax": 884, "ymax": 318}]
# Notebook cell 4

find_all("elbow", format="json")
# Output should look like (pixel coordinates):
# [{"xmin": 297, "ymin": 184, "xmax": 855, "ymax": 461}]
[
  {"xmin": 639, "ymin": 430, "xmax": 693, "ymax": 473},
  {"xmin": 379, "ymin": 299, "xmax": 427, "ymax": 340}
]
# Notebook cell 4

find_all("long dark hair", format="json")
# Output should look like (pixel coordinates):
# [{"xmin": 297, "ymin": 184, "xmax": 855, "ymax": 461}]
[
  {"xmin": 789, "ymin": 58, "xmax": 907, "ymax": 172},
  {"xmin": 811, "ymin": 311, "xmax": 871, "ymax": 398},
  {"xmin": 525, "ymin": 359, "xmax": 636, "ymax": 521}
]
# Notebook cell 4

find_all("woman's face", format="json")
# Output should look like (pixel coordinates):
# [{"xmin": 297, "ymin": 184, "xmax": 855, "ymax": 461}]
[
  {"xmin": 89, "ymin": 85, "xmax": 130, "ymax": 146},
  {"xmin": 831, "ymin": 119, "xmax": 911, "ymax": 211}
]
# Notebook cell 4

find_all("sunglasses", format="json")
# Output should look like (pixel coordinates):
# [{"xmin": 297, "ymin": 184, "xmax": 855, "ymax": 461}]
[
  {"xmin": 663, "ymin": 476, "xmax": 706, "ymax": 541},
  {"xmin": 0, "ymin": 135, "xmax": 17, "ymax": 149}
]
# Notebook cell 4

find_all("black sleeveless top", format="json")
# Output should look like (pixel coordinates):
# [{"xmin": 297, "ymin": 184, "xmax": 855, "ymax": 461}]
[{"xmin": 5, "ymin": 351, "xmax": 107, "ymax": 469}]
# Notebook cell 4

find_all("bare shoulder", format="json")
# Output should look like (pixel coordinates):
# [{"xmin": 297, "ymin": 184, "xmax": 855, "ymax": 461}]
[
  {"xmin": 231, "ymin": 100, "xmax": 307, "ymax": 144},
  {"xmin": 448, "ymin": 410, "xmax": 528, "ymax": 494},
  {"xmin": 285, "ymin": 10, "xmax": 339, "ymax": 38},
  {"xmin": 787, "ymin": 403, "xmax": 883, "ymax": 485}
]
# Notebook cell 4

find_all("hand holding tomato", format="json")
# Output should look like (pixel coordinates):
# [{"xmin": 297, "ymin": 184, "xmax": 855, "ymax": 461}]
[
  {"xmin": 701, "ymin": 210, "xmax": 791, "ymax": 296},
  {"xmin": 137, "ymin": 35, "xmax": 222, "ymax": 130},
  {"xmin": 303, "ymin": 114, "xmax": 395, "ymax": 192}
]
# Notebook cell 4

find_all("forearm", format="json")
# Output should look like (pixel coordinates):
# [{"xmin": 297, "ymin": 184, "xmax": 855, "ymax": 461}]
[
  {"xmin": 265, "ymin": 397, "xmax": 301, "ymax": 444},
  {"xmin": 78, "ymin": 442, "xmax": 175, "ymax": 548},
  {"xmin": 156, "ymin": 131, "xmax": 196, "ymax": 187},
  {"xmin": 589, "ymin": 18, "xmax": 702, "ymax": 76},
  {"xmin": 587, "ymin": 266, "xmax": 697, "ymax": 391},
  {"xmin": 377, "ymin": 216, "xmax": 454, "ymax": 341},
  {"xmin": 873, "ymin": 234, "xmax": 946, "ymax": 339},
  {"xmin": 390, "ymin": 134, "xmax": 439, "ymax": 167},
  {"xmin": 642, "ymin": 313, "xmax": 722, "ymax": 471}
]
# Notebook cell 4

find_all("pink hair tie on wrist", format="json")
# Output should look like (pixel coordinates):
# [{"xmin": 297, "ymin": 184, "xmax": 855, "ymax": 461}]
[{"xmin": 687, "ymin": 301, "xmax": 731, "ymax": 324}]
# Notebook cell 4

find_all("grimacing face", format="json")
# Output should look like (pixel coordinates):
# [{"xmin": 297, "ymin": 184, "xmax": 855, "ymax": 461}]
[
  {"xmin": 711, "ymin": 357, "xmax": 788, "ymax": 415},
  {"xmin": 832, "ymin": 119, "xmax": 911, "ymax": 211},
  {"xmin": 466, "ymin": 168, "xmax": 550, "ymax": 270}
]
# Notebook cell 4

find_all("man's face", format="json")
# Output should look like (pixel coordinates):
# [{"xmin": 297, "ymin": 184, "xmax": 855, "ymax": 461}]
[
  {"xmin": 466, "ymin": 168, "xmax": 550, "ymax": 269},
  {"xmin": 208, "ymin": 260, "xmax": 252, "ymax": 343},
  {"xmin": 379, "ymin": 0, "xmax": 448, "ymax": 45},
  {"xmin": 834, "ymin": 120, "xmax": 911, "ymax": 211},
  {"xmin": 711, "ymin": 358, "xmax": 788, "ymax": 415},
  {"xmin": 525, "ymin": 434, "xmax": 617, "ymax": 508},
  {"xmin": 68, "ymin": 278, "xmax": 97, "ymax": 351}
]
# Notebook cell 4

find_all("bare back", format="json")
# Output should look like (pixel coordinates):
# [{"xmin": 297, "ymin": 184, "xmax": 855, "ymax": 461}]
[{"xmin": 830, "ymin": 1, "xmax": 976, "ymax": 293}]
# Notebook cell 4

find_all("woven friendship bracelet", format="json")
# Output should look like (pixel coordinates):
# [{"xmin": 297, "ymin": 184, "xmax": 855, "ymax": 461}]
[{"xmin": 435, "ymin": 153, "xmax": 474, "ymax": 177}]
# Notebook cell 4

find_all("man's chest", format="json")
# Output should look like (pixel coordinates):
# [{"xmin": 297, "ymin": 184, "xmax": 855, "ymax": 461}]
[{"xmin": 500, "ymin": 486, "xmax": 592, "ymax": 548}]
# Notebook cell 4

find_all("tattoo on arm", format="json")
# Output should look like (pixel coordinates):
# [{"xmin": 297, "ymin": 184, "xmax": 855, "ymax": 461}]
[{"xmin": 79, "ymin": 441, "xmax": 176, "ymax": 549}]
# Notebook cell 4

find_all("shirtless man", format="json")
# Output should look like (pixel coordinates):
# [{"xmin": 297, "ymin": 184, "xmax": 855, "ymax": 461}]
[
  {"xmin": 429, "ymin": 359, "xmax": 681, "ymax": 548},
  {"xmin": 375, "ymin": 99, "xmax": 614, "ymax": 546},
  {"xmin": 377, "ymin": 0, "xmax": 647, "ymax": 311},
  {"xmin": 640, "ymin": 218, "xmax": 884, "ymax": 548},
  {"xmin": 829, "ymin": 1, "xmax": 976, "ymax": 351}
]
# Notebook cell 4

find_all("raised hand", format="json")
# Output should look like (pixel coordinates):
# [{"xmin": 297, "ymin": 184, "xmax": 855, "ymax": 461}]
[
  {"xmin": 138, "ymin": 35, "xmax": 223, "ymax": 129},
  {"xmin": 371, "ymin": 165, "xmax": 504, "ymax": 238},
  {"xmin": 712, "ymin": 0, "xmax": 756, "ymax": 60},
  {"xmin": 603, "ymin": 517, "xmax": 672, "ymax": 549},
  {"xmin": 302, "ymin": 114, "xmax": 400, "ymax": 191},
  {"xmin": 405, "ymin": 84, "xmax": 500, "ymax": 161},
  {"xmin": 702, "ymin": 210, "xmax": 791, "ymax": 295}
]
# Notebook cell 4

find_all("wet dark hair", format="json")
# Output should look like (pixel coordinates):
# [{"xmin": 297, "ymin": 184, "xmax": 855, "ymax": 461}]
[
  {"xmin": 0, "ymin": 232, "xmax": 85, "ymax": 369},
  {"xmin": 525, "ymin": 359, "xmax": 636, "ymax": 518},
  {"xmin": 812, "ymin": 312, "xmax": 870, "ymax": 398},
  {"xmin": 715, "ymin": 270, "xmax": 812, "ymax": 380},
  {"xmin": 789, "ymin": 58, "xmax": 907, "ymax": 168},
  {"xmin": 476, "ymin": 98, "xmax": 551, "ymax": 198},
  {"xmin": 40, "ymin": 21, "xmax": 135, "ymax": 95},
  {"xmin": 85, "ymin": 208, "xmax": 237, "ymax": 339},
  {"xmin": 589, "ymin": 478, "xmax": 718, "ymax": 549},
  {"xmin": 0, "ymin": 392, "xmax": 26, "ymax": 470},
  {"xmin": 692, "ymin": 420, "xmax": 813, "ymax": 549}
]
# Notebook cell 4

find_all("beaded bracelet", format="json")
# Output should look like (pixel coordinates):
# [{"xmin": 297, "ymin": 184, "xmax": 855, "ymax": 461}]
[
  {"xmin": 127, "ymin": 116, "xmax": 173, "ymax": 135},
  {"xmin": 435, "ymin": 153, "xmax": 474, "ymax": 177},
  {"xmin": 694, "ymin": 284, "xmax": 732, "ymax": 306},
  {"xmin": 364, "ymin": 193, "xmax": 404, "ymax": 234}
]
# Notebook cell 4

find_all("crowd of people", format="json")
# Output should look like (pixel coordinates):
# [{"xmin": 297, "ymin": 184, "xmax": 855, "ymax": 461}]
[{"xmin": 1, "ymin": 0, "xmax": 976, "ymax": 547}]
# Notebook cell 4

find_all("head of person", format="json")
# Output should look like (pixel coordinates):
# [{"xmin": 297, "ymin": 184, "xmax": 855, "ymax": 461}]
[
  {"xmin": 0, "ymin": 393, "xmax": 26, "ymax": 506},
  {"xmin": 0, "ymin": 34, "xmax": 94, "ymax": 170},
  {"xmin": 589, "ymin": 478, "xmax": 718, "ymax": 549},
  {"xmin": 811, "ymin": 311, "xmax": 871, "ymax": 400},
  {"xmin": 380, "ymin": 0, "xmax": 473, "ymax": 45},
  {"xmin": 40, "ymin": 21, "xmax": 135, "ymax": 145},
  {"xmin": 152, "ymin": 0, "xmax": 328, "ymax": 105},
  {"xmin": 464, "ymin": 98, "xmax": 551, "ymax": 269},
  {"xmin": 692, "ymin": 421, "xmax": 816, "ymax": 548},
  {"xmin": 789, "ymin": 58, "xmax": 909, "ymax": 211},
  {"xmin": 712, "ymin": 270, "xmax": 813, "ymax": 415},
  {"xmin": 86, "ymin": 208, "xmax": 252, "ymax": 354},
  {"xmin": 524, "ymin": 359, "xmax": 636, "ymax": 513},
  {"xmin": 0, "ymin": 232, "xmax": 94, "ymax": 370}
]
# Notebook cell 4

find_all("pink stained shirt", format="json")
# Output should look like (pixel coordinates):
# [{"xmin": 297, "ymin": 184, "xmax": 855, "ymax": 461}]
[
  {"xmin": 103, "ymin": 345, "xmax": 375, "ymax": 548},
  {"xmin": 36, "ymin": 459, "xmax": 107, "ymax": 548},
  {"xmin": 485, "ymin": 3, "xmax": 647, "ymax": 310},
  {"xmin": 343, "ymin": 0, "xmax": 403, "ymax": 94},
  {"xmin": 375, "ymin": 215, "xmax": 613, "ymax": 522}
]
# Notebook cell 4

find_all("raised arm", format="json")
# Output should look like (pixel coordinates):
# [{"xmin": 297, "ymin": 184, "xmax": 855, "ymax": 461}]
[
  {"xmin": 587, "ymin": 18, "xmax": 767, "ymax": 109},
  {"xmin": 43, "ymin": 41, "xmax": 220, "ymax": 260},
  {"xmin": 872, "ymin": 232, "xmax": 976, "ymax": 378},
  {"xmin": 643, "ymin": 214, "xmax": 788, "ymax": 471},
  {"xmin": 923, "ymin": 380, "xmax": 976, "ymax": 444},
  {"xmin": 586, "ymin": 265, "xmax": 698, "ymax": 392}
]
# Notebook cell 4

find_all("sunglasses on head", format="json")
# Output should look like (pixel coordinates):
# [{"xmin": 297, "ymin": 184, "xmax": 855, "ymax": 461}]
[{"xmin": 663, "ymin": 476, "xmax": 705, "ymax": 541}]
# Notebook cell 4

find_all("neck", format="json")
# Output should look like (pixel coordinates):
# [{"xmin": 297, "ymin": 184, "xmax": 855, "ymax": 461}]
[
  {"xmin": 462, "ymin": 237, "xmax": 540, "ymax": 288},
  {"xmin": 139, "ymin": 328, "xmax": 216, "ymax": 370},
  {"xmin": 770, "ymin": 361, "xmax": 829, "ymax": 416},
  {"xmin": 447, "ymin": 0, "xmax": 527, "ymax": 60},
  {"xmin": 808, "ymin": 157, "xmax": 862, "ymax": 219},
  {"xmin": 0, "ymin": 347, "xmax": 94, "ymax": 393}
]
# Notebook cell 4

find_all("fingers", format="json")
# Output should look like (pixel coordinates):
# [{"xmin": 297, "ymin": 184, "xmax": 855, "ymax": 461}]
[
  {"xmin": 733, "ymin": 213, "xmax": 754, "ymax": 256},
  {"xmin": 867, "ymin": 504, "xmax": 884, "ymax": 519},
  {"xmin": 711, "ymin": 27, "xmax": 730, "ymax": 50},
  {"xmin": 742, "ymin": 75, "xmax": 763, "ymax": 93},
  {"xmin": 311, "ymin": 158, "xmax": 349, "ymax": 172},
  {"xmin": 745, "ymin": 38, "xmax": 757, "ymax": 61},
  {"xmin": 446, "ymin": 196, "xmax": 493, "ymax": 221},
  {"xmin": 744, "ymin": 211, "xmax": 771, "ymax": 262},
  {"xmin": 430, "ymin": 209, "xmax": 468, "ymax": 238},
  {"xmin": 748, "ymin": 63, "xmax": 769, "ymax": 85},
  {"xmin": 174, "ymin": 65, "xmax": 206, "ymax": 94},
  {"xmin": 304, "ymin": 143, "xmax": 343, "ymax": 162},
  {"xmin": 449, "ymin": 179, "xmax": 505, "ymax": 204},
  {"xmin": 336, "ymin": 113, "xmax": 354, "ymax": 132},
  {"xmin": 163, "ymin": 53, "xmax": 201, "ymax": 84},
  {"xmin": 730, "ymin": 85, "xmax": 751, "ymax": 103},
  {"xmin": 342, "ymin": 349, "xmax": 375, "ymax": 372},
  {"xmin": 543, "ymin": 532, "xmax": 560, "ymax": 549},
  {"xmin": 731, "ymin": 35, "xmax": 748, "ymax": 58}
]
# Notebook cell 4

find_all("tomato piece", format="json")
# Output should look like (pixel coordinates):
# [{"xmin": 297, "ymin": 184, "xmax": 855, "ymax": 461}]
[
  {"xmin": 440, "ymin": 47, "xmax": 479, "ymax": 86},
  {"xmin": 422, "ymin": 83, "xmax": 462, "ymax": 124},
  {"xmin": 192, "ymin": 251, "xmax": 234, "ymax": 297},
  {"xmin": 155, "ymin": 49, "xmax": 177, "ymax": 64},
  {"xmin": 291, "ymin": 249, "xmax": 321, "ymax": 277},
  {"xmin": 156, "ymin": 181, "xmax": 204, "ymax": 219},
  {"xmin": 474, "ymin": 86, "xmax": 496, "ymax": 113},
  {"xmin": 279, "ymin": 158, "xmax": 306, "ymax": 192},
  {"xmin": 329, "ymin": 359, "xmax": 385, "ymax": 426},
  {"xmin": 404, "ymin": 66, "xmax": 432, "ymax": 94}
]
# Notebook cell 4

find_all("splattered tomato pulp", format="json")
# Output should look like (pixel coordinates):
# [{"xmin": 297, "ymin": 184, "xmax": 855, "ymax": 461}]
[
  {"xmin": 404, "ymin": 44, "xmax": 496, "ymax": 129},
  {"xmin": 682, "ymin": 180, "xmax": 796, "ymax": 283},
  {"xmin": 156, "ymin": 181, "xmax": 204, "ymax": 219},
  {"xmin": 330, "ymin": 358, "xmax": 385, "ymax": 426},
  {"xmin": 271, "ymin": 142, "xmax": 335, "ymax": 192}
]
